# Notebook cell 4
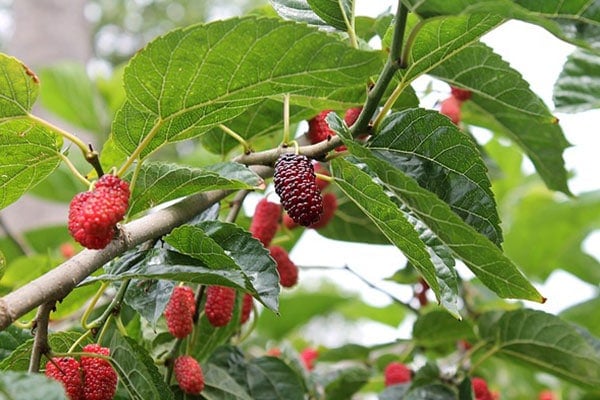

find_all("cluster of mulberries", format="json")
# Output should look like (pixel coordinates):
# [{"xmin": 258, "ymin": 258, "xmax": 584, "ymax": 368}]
[{"xmin": 45, "ymin": 344, "xmax": 118, "ymax": 400}]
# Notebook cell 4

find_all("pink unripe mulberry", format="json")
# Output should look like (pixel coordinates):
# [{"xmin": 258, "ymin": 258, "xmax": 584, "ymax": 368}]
[
  {"xmin": 472, "ymin": 377, "xmax": 493, "ymax": 400},
  {"xmin": 80, "ymin": 344, "xmax": 118, "ymax": 400},
  {"xmin": 45, "ymin": 357, "xmax": 84, "ymax": 400},
  {"xmin": 384, "ymin": 362, "xmax": 411, "ymax": 386},
  {"xmin": 249, "ymin": 198, "xmax": 281, "ymax": 247},
  {"xmin": 269, "ymin": 246, "xmax": 298, "ymax": 288},
  {"xmin": 204, "ymin": 286, "xmax": 236, "ymax": 327},
  {"xmin": 174, "ymin": 355, "xmax": 204, "ymax": 395},
  {"xmin": 164, "ymin": 286, "xmax": 196, "ymax": 339},
  {"xmin": 440, "ymin": 96, "xmax": 462, "ymax": 125},
  {"xmin": 300, "ymin": 348, "xmax": 318, "ymax": 371}
]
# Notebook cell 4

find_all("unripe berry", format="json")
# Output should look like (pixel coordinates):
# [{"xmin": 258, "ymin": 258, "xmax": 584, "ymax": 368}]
[
  {"xmin": 450, "ymin": 86, "xmax": 472, "ymax": 101},
  {"xmin": 440, "ymin": 96, "xmax": 462, "ymax": 125},
  {"xmin": 384, "ymin": 362, "xmax": 411, "ymax": 386},
  {"xmin": 240, "ymin": 293, "xmax": 253, "ymax": 324},
  {"xmin": 307, "ymin": 110, "xmax": 335, "ymax": 144},
  {"xmin": 249, "ymin": 198, "xmax": 281, "ymax": 247},
  {"xmin": 80, "ymin": 344, "xmax": 118, "ymax": 400},
  {"xmin": 269, "ymin": 245, "xmax": 298, "ymax": 288},
  {"xmin": 204, "ymin": 286, "xmax": 236, "ymax": 327},
  {"xmin": 68, "ymin": 174, "xmax": 130, "ymax": 250},
  {"xmin": 60, "ymin": 243, "xmax": 76, "ymax": 259},
  {"xmin": 174, "ymin": 355, "xmax": 204, "ymax": 395},
  {"xmin": 282, "ymin": 213, "xmax": 298, "ymax": 230},
  {"xmin": 309, "ymin": 192, "xmax": 337, "ymax": 229},
  {"xmin": 164, "ymin": 286, "xmax": 196, "ymax": 339},
  {"xmin": 274, "ymin": 153, "xmax": 323, "ymax": 227},
  {"xmin": 538, "ymin": 390, "xmax": 557, "ymax": 400},
  {"xmin": 300, "ymin": 348, "xmax": 318, "ymax": 371},
  {"xmin": 472, "ymin": 377, "xmax": 493, "ymax": 400},
  {"xmin": 45, "ymin": 357, "xmax": 84, "ymax": 400},
  {"xmin": 343, "ymin": 107, "xmax": 362, "ymax": 127}
]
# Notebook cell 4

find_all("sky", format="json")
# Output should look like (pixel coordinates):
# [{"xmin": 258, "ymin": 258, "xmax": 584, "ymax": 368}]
[{"xmin": 283, "ymin": 2, "xmax": 600, "ymax": 345}]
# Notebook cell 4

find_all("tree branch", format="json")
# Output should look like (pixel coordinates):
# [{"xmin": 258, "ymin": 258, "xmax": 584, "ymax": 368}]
[
  {"xmin": 0, "ymin": 165, "xmax": 272, "ymax": 331},
  {"xmin": 28, "ymin": 301, "xmax": 55, "ymax": 373}
]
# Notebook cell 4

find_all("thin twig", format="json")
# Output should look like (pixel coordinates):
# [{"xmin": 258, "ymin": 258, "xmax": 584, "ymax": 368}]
[
  {"xmin": 226, "ymin": 190, "xmax": 250, "ymax": 224},
  {"xmin": 0, "ymin": 214, "xmax": 33, "ymax": 256},
  {"xmin": 299, "ymin": 265, "xmax": 419, "ymax": 315},
  {"xmin": 28, "ymin": 301, "xmax": 55, "ymax": 373}
]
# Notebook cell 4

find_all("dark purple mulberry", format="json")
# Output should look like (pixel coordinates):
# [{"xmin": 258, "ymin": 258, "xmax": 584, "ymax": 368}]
[{"xmin": 273, "ymin": 154, "xmax": 323, "ymax": 226}]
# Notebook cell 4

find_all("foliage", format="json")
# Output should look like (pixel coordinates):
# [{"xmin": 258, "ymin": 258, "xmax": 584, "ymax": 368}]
[{"xmin": 0, "ymin": 0, "xmax": 599, "ymax": 399}]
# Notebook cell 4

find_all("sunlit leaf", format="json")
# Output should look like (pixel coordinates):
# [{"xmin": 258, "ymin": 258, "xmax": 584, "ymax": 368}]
[{"xmin": 554, "ymin": 49, "xmax": 600, "ymax": 112}]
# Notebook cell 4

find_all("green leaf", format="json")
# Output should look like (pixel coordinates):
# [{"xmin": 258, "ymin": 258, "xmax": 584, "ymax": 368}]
[
  {"xmin": 124, "ymin": 279, "xmax": 174, "ymax": 326},
  {"xmin": 402, "ymin": 0, "xmax": 600, "ymax": 51},
  {"xmin": 316, "ymin": 191, "xmax": 390, "ymax": 244},
  {"xmin": 109, "ymin": 332, "xmax": 173, "ymax": 400},
  {"xmin": 323, "ymin": 366, "xmax": 370, "ymax": 400},
  {"xmin": 0, "ymin": 119, "xmax": 63, "ymax": 210},
  {"xmin": 201, "ymin": 363, "xmax": 253, "ymax": 400},
  {"xmin": 412, "ymin": 310, "xmax": 475, "ymax": 348},
  {"xmin": 89, "ymin": 248, "xmax": 250, "ymax": 291},
  {"xmin": 114, "ymin": 17, "xmax": 383, "ymax": 158},
  {"xmin": 329, "ymin": 158, "xmax": 442, "ymax": 302},
  {"xmin": 307, "ymin": 0, "xmax": 352, "ymax": 31},
  {"xmin": 269, "ymin": 0, "xmax": 327, "ymax": 26},
  {"xmin": 0, "ymin": 53, "xmax": 39, "ymax": 117},
  {"xmin": 478, "ymin": 309, "xmax": 600, "ymax": 388},
  {"xmin": 405, "ymin": 384, "xmax": 456, "ymax": 400},
  {"xmin": 379, "ymin": 384, "xmax": 410, "ymax": 400},
  {"xmin": 560, "ymin": 298, "xmax": 600, "ymax": 338},
  {"xmin": 38, "ymin": 62, "xmax": 108, "ymax": 135},
  {"xmin": 432, "ymin": 42, "xmax": 570, "ymax": 194},
  {"xmin": 340, "ymin": 141, "xmax": 543, "ymax": 302},
  {"xmin": 166, "ymin": 221, "xmax": 279, "ymax": 311},
  {"xmin": 502, "ymin": 189, "xmax": 600, "ymax": 285},
  {"xmin": 355, "ymin": 14, "xmax": 394, "ymax": 42},
  {"xmin": 246, "ymin": 357, "xmax": 306, "ymax": 400},
  {"xmin": 398, "ymin": 14, "xmax": 503, "ymax": 86},
  {"xmin": 554, "ymin": 49, "xmax": 600, "ymax": 112},
  {"xmin": 369, "ymin": 109, "xmax": 502, "ymax": 246},
  {"xmin": 0, "ymin": 332, "xmax": 86, "ymax": 371},
  {"xmin": 0, "ymin": 326, "xmax": 31, "ymax": 361},
  {"xmin": 338, "ymin": 300, "xmax": 406, "ymax": 327},
  {"xmin": 127, "ymin": 161, "xmax": 259, "ymax": 216},
  {"xmin": 318, "ymin": 344, "xmax": 371, "ymax": 362},
  {"xmin": 0, "ymin": 371, "xmax": 67, "ymax": 400}
]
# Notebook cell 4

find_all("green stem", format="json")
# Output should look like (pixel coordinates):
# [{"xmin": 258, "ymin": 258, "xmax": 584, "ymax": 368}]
[
  {"xmin": 219, "ymin": 124, "xmax": 252, "ymax": 152},
  {"xmin": 469, "ymin": 344, "xmax": 499, "ymax": 374},
  {"xmin": 29, "ymin": 114, "xmax": 88, "ymax": 154},
  {"xmin": 341, "ymin": 0, "xmax": 358, "ymax": 48},
  {"xmin": 57, "ymin": 153, "xmax": 90, "ymax": 186},
  {"xmin": 281, "ymin": 94, "xmax": 291, "ymax": 144},
  {"xmin": 81, "ymin": 282, "xmax": 109, "ymax": 330},
  {"xmin": 350, "ymin": 2, "xmax": 409, "ymax": 136},
  {"xmin": 117, "ymin": 121, "xmax": 163, "ymax": 176}
]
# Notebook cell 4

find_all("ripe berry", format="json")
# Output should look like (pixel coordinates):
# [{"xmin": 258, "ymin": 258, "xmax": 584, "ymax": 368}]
[
  {"xmin": 274, "ymin": 153, "xmax": 323, "ymax": 227},
  {"xmin": 384, "ymin": 362, "xmax": 411, "ymax": 386},
  {"xmin": 309, "ymin": 192, "xmax": 337, "ymax": 229},
  {"xmin": 45, "ymin": 357, "xmax": 84, "ymax": 400},
  {"xmin": 450, "ymin": 86, "xmax": 472, "ymax": 101},
  {"xmin": 440, "ymin": 96, "xmax": 462, "ymax": 125},
  {"xmin": 204, "ymin": 286, "xmax": 236, "ymax": 327},
  {"xmin": 269, "ymin": 246, "xmax": 298, "ymax": 288},
  {"xmin": 241, "ymin": 293, "xmax": 253, "ymax": 324},
  {"xmin": 164, "ymin": 286, "xmax": 196, "ymax": 339},
  {"xmin": 174, "ymin": 355, "xmax": 204, "ymax": 395},
  {"xmin": 68, "ymin": 174, "xmax": 130, "ymax": 250},
  {"xmin": 80, "ymin": 344, "xmax": 118, "ymax": 400},
  {"xmin": 472, "ymin": 377, "xmax": 493, "ymax": 400},
  {"xmin": 249, "ymin": 198, "xmax": 281, "ymax": 247},
  {"xmin": 300, "ymin": 348, "xmax": 318, "ymax": 371},
  {"xmin": 344, "ymin": 107, "xmax": 362, "ymax": 127}
]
